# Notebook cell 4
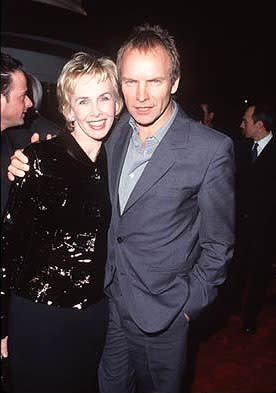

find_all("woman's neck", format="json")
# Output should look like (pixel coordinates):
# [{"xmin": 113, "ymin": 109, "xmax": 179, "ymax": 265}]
[{"xmin": 71, "ymin": 131, "xmax": 102, "ymax": 162}]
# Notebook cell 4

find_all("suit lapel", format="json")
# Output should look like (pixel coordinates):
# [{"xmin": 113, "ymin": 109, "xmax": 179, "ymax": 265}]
[
  {"xmin": 123, "ymin": 137, "xmax": 176, "ymax": 213},
  {"xmin": 110, "ymin": 108, "xmax": 190, "ymax": 215},
  {"xmin": 257, "ymin": 136, "xmax": 274, "ymax": 160},
  {"xmin": 110, "ymin": 122, "xmax": 132, "ymax": 206},
  {"xmin": 251, "ymin": 136, "xmax": 275, "ymax": 167},
  {"xmin": 122, "ymin": 111, "xmax": 190, "ymax": 213}
]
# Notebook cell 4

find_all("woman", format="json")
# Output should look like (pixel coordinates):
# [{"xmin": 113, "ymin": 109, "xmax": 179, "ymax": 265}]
[{"xmin": 1, "ymin": 52, "xmax": 123, "ymax": 393}]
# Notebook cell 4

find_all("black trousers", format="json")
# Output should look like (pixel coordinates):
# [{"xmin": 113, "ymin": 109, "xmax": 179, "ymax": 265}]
[
  {"xmin": 98, "ymin": 283, "xmax": 189, "ymax": 393},
  {"xmin": 8, "ymin": 293, "xmax": 108, "ymax": 393},
  {"xmin": 231, "ymin": 222, "xmax": 274, "ymax": 326}
]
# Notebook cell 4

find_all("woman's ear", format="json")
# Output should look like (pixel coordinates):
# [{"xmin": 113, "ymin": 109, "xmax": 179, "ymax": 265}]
[{"xmin": 115, "ymin": 101, "xmax": 121, "ymax": 116}]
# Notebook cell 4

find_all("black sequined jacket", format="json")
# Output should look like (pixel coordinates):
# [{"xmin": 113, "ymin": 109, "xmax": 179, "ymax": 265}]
[{"xmin": 1, "ymin": 132, "xmax": 111, "ymax": 337}]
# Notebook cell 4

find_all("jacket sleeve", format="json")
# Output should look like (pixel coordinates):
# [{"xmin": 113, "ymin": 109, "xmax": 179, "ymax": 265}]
[
  {"xmin": 183, "ymin": 136, "xmax": 235, "ymax": 319},
  {"xmin": 1, "ymin": 146, "xmax": 40, "ymax": 338}
]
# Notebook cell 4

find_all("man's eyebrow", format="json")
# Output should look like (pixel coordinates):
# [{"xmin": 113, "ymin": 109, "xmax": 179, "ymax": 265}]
[{"xmin": 121, "ymin": 77, "xmax": 136, "ymax": 81}]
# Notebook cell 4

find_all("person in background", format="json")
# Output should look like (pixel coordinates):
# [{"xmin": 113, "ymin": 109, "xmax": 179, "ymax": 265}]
[
  {"xmin": 6, "ymin": 72, "xmax": 61, "ymax": 147},
  {"xmin": 231, "ymin": 103, "xmax": 276, "ymax": 334},
  {"xmin": 7, "ymin": 25, "xmax": 235, "ymax": 393},
  {"xmin": 1, "ymin": 53, "xmax": 61, "ymax": 216},
  {"xmin": 200, "ymin": 103, "xmax": 215, "ymax": 127},
  {"xmin": 1, "ymin": 52, "xmax": 123, "ymax": 393},
  {"xmin": 0, "ymin": 53, "xmax": 33, "ymax": 132},
  {"xmin": 1, "ymin": 52, "xmax": 33, "ymax": 215}
]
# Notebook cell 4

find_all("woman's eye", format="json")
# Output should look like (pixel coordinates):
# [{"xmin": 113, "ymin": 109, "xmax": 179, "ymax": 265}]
[
  {"xmin": 99, "ymin": 94, "xmax": 112, "ymax": 103},
  {"xmin": 101, "ymin": 95, "xmax": 111, "ymax": 101}
]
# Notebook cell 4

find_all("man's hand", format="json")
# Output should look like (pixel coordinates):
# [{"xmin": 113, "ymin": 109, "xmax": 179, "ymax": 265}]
[
  {"xmin": 1, "ymin": 336, "xmax": 8, "ymax": 358},
  {"xmin": 8, "ymin": 132, "xmax": 55, "ymax": 181}
]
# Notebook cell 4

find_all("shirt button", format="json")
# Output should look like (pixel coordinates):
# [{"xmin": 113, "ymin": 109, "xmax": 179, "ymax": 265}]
[
  {"xmin": 117, "ymin": 237, "xmax": 123, "ymax": 243},
  {"xmin": 129, "ymin": 173, "xmax": 134, "ymax": 179}
]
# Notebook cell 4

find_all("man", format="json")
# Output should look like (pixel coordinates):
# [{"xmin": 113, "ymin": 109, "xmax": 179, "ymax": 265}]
[
  {"xmin": 1, "ymin": 52, "xmax": 33, "ymax": 216},
  {"xmin": 1, "ymin": 52, "xmax": 60, "ymax": 216},
  {"xmin": 8, "ymin": 25, "xmax": 235, "ymax": 393},
  {"xmin": 233, "ymin": 103, "xmax": 276, "ymax": 334},
  {"xmin": 1, "ymin": 53, "xmax": 33, "ymax": 132},
  {"xmin": 201, "ymin": 103, "xmax": 215, "ymax": 127}
]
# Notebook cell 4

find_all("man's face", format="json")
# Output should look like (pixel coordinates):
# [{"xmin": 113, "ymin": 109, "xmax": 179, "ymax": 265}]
[
  {"xmin": 240, "ymin": 106, "xmax": 259, "ymax": 139},
  {"xmin": 120, "ymin": 45, "xmax": 179, "ymax": 135},
  {"xmin": 1, "ymin": 70, "xmax": 32, "ymax": 131}
]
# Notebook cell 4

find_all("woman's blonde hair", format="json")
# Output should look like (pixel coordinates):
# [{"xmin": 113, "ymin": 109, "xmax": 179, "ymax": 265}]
[{"xmin": 57, "ymin": 52, "xmax": 123, "ymax": 130}]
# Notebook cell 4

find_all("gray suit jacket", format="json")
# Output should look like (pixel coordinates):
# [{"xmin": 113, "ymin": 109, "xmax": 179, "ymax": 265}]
[{"xmin": 105, "ymin": 107, "xmax": 235, "ymax": 333}]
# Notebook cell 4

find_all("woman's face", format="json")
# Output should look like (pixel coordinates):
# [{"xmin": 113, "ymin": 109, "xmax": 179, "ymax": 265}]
[{"xmin": 69, "ymin": 74, "xmax": 118, "ymax": 143}]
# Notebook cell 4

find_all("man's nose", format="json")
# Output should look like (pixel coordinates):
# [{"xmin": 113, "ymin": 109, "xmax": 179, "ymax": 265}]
[{"xmin": 136, "ymin": 83, "xmax": 149, "ymax": 102}]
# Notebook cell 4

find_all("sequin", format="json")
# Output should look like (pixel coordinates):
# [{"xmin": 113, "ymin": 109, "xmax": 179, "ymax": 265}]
[{"xmin": 1, "ymin": 132, "xmax": 111, "ymax": 336}]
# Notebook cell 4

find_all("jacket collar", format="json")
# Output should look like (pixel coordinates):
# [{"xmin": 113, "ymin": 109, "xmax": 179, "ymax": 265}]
[{"xmin": 110, "ymin": 106, "xmax": 191, "ymax": 213}]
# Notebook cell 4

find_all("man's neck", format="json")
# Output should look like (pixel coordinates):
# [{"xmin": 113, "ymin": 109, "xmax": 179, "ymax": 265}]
[{"xmin": 254, "ymin": 128, "xmax": 270, "ymax": 142}]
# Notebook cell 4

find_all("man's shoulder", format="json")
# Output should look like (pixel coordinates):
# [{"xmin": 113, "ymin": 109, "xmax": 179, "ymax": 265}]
[
  {"xmin": 105, "ymin": 110, "xmax": 131, "ymax": 149},
  {"xmin": 23, "ymin": 132, "xmax": 64, "ymax": 157},
  {"xmin": 113, "ymin": 110, "xmax": 131, "ymax": 132},
  {"xmin": 30, "ymin": 114, "xmax": 62, "ymax": 135},
  {"xmin": 174, "ymin": 107, "xmax": 233, "ymax": 148}
]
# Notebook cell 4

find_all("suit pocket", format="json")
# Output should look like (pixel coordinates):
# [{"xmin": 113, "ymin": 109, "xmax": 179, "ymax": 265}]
[{"xmin": 144, "ymin": 269, "xmax": 188, "ymax": 295}]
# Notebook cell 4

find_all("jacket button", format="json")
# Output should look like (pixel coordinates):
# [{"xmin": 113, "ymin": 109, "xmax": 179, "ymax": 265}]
[{"xmin": 117, "ymin": 237, "xmax": 123, "ymax": 243}]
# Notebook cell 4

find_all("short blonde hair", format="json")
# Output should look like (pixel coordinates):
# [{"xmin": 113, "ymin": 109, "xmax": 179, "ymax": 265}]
[{"xmin": 57, "ymin": 52, "xmax": 123, "ymax": 130}]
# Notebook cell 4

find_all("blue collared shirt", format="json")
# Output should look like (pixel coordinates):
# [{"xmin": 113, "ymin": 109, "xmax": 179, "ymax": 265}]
[{"xmin": 118, "ymin": 101, "xmax": 178, "ymax": 214}]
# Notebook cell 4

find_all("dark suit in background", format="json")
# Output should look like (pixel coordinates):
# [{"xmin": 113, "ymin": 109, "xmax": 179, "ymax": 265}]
[
  {"xmin": 1, "ymin": 111, "xmax": 61, "ymax": 216},
  {"xmin": 233, "ymin": 135, "xmax": 276, "ymax": 329}
]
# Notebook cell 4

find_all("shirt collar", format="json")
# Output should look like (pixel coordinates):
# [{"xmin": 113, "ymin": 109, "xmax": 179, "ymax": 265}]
[{"xmin": 255, "ymin": 131, "xmax": 273, "ymax": 150}]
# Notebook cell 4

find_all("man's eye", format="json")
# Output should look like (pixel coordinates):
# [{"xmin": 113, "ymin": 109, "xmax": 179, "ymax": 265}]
[
  {"xmin": 79, "ymin": 99, "xmax": 88, "ymax": 105},
  {"xmin": 125, "ymin": 80, "xmax": 135, "ymax": 86}
]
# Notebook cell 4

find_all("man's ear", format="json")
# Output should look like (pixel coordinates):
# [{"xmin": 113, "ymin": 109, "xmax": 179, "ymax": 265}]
[
  {"xmin": 1, "ymin": 93, "xmax": 7, "ymax": 107},
  {"xmin": 1, "ymin": 94, "xmax": 7, "ymax": 126},
  {"xmin": 171, "ymin": 78, "xmax": 180, "ymax": 95},
  {"xmin": 256, "ymin": 119, "xmax": 264, "ymax": 130}
]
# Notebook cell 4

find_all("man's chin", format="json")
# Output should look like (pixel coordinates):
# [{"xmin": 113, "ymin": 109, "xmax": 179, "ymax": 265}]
[{"xmin": 134, "ymin": 115, "xmax": 157, "ymax": 128}]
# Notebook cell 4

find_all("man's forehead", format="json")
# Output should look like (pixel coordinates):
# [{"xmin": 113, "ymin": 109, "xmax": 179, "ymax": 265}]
[
  {"xmin": 121, "ymin": 45, "xmax": 172, "ymax": 76},
  {"xmin": 10, "ymin": 70, "xmax": 27, "ymax": 90}
]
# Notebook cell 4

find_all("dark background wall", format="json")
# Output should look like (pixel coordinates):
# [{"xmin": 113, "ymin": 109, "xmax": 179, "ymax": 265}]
[{"xmin": 2, "ymin": 0, "xmax": 275, "ymax": 136}]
